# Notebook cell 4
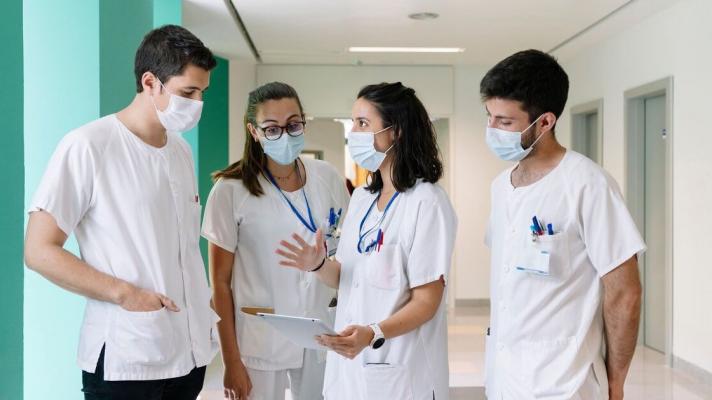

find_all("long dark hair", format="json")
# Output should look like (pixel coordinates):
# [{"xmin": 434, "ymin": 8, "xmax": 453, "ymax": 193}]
[
  {"xmin": 358, "ymin": 82, "xmax": 443, "ymax": 193},
  {"xmin": 212, "ymin": 82, "xmax": 304, "ymax": 196}
]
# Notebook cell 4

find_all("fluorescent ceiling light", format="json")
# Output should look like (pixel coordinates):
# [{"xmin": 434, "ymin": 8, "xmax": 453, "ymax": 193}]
[
  {"xmin": 408, "ymin": 12, "xmax": 439, "ymax": 20},
  {"xmin": 348, "ymin": 47, "xmax": 464, "ymax": 53}
]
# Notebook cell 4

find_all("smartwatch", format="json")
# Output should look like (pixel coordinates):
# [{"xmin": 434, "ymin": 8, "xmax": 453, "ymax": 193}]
[{"xmin": 368, "ymin": 323, "xmax": 385, "ymax": 349}]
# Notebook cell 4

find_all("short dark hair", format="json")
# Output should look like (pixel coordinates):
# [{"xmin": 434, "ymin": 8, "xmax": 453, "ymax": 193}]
[
  {"xmin": 358, "ymin": 82, "xmax": 443, "ymax": 193},
  {"xmin": 213, "ymin": 82, "xmax": 305, "ymax": 196},
  {"xmin": 134, "ymin": 25, "xmax": 216, "ymax": 93},
  {"xmin": 480, "ymin": 49, "xmax": 569, "ymax": 123}
]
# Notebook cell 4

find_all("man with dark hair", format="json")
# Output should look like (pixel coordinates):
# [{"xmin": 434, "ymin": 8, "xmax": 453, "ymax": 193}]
[
  {"xmin": 481, "ymin": 49, "xmax": 645, "ymax": 400},
  {"xmin": 24, "ymin": 25, "xmax": 218, "ymax": 399}
]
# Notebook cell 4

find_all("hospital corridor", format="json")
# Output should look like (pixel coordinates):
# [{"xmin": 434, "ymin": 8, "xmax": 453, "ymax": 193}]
[{"xmin": 4, "ymin": 0, "xmax": 712, "ymax": 399}]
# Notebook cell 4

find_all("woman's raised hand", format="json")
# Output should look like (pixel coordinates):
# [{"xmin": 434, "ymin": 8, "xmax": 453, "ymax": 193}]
[{"xmin": 276, "ymin": 229, "xmax": 326, "ymax": 272}]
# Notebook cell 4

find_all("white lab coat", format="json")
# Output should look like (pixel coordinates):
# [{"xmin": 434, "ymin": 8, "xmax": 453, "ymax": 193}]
[
  {"xmin": 29, "ymin": 114, "xmax": 219, "ymax": 381},
  {"xmin": 324, "ymin": 180, "xmax": 457, "ymax": 400},
  {"xmin": 484, "ymin": 151, "xmax": 646, "ymax": 399},
  {"xmin": 201, "ymin": 158, "xmax": 349, "ymax": 374}
]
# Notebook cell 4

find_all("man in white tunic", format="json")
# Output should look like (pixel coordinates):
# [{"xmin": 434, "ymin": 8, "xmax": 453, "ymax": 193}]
[
  {"xmin": 24, "ymin": 25, "xmax": 219, "ymax": 400},
  {"xmin": 481, "ymin": 50, "xmax": 646, "ymax": 400}
]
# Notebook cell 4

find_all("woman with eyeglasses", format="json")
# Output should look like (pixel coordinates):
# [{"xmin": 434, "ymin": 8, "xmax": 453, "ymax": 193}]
[
  {"xmin": 202, "ymin": 82, "xmax": 350, "ymax": 400},
  {"xmin": 277, "ymin": 82, "xmax": 457, "ymax": 400}
]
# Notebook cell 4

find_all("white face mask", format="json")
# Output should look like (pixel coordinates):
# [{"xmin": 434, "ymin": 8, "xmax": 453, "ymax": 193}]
[
  {"xmin": 151, "ymin": 79, "xmax": 203, "ymax": 133},
  {"xmin": 485, "ymin": 114, "xmax": 545, "ymax": 161},
  {"xmin": 347, "ymin": 126, "xmax": 393, "ymax": 172}
]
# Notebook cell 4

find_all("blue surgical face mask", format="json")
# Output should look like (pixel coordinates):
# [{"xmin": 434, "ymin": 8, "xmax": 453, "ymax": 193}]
[
  {"xmin": 261, "ymin": 133, "xmax": 305, "ymax": 165},
  {"xmin": 485, "ymin": 114, "xmax": 545, "ymax": 161},
  {"xmin": 347, "ymin": 126, "xmax": 393, "ymax": 172}
]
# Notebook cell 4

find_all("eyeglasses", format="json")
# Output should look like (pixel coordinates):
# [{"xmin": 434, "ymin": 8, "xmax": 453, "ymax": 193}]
[{"xmin": 256, "ymin": 121, "xmax": 306, "ymax": 141}]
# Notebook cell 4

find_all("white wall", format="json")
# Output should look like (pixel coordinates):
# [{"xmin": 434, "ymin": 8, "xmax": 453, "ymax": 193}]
[
  {"xmin": 256, "ymin": 65, "xmax": 454, "ymax": 118},
  {"xmin": 451, "ymin": 65, "xmax": 512, "ymax": 301},
  {"xmin": 228, "ymin": 60, "xmax": 257, "ymax": 163},
  {"xmin": 555, "ymin": 0, "xmax": 712, "ymax": 374},
  {"xmin": 305, "ymin": 118, "xmax": 346, "ymax": 173}
]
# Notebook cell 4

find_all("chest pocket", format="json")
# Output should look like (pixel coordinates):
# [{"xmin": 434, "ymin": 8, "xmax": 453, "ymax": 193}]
[
  {"xmin": 514, "ymin": 231, "xmax": 571, "ymax": 281},
  {"xmin": 366, "ymin": 244, "xmax": 404, "ymax": 290}
]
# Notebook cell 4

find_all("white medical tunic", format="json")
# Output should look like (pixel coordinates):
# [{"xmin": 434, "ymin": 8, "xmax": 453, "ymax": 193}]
[
  {"xmin": 201, "ymin": 157, "xmax": 350, "ymax": 371},
  {"xmin": 324, "ymin": 181, "xmax": 457, "ymax": 400},
  {"xmin": 485, "ymin": 151, "xmax": 646, "ymax": 399},
  {"xmin": 29, "ymin": 115, "xmax": 219, "ymax": 381}
]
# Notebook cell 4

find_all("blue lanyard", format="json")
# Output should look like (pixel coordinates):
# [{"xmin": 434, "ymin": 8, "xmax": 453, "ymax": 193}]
[
  {"xmin": 264, "ymin": 166, "xmax": 318, "ymax": 233},
  {"xmin": 357, "ymin": 191, "xmax": 400, "ymax": 254}
]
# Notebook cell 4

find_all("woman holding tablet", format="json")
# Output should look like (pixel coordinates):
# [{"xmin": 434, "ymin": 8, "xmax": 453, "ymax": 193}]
[
  {"xmin": 277, "ymin": 82, "xmax": 457, "ymax": 400},
  {"xmin": 202, "ymin": 82, "xmax": 350, "ymax": 400}
]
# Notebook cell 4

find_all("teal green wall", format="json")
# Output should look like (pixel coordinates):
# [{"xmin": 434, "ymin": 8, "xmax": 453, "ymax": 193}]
[
  {"xmin": 1, "ymin": 0, "xmax": 24, "ymax": 398},
  {"xmin": 23, "ymin": 1, "xmax": 101, "ymax": 399},
  {"xmin": 100, "ymin": 0, "xmax": 153, "ymax": 116},
  {"xmin": 198, "ymin": 56, "xmax": 230, "ymax": 264},
  {"xmin": 154, "ymin": 0, "xmax": 182, "ymax": 28}
]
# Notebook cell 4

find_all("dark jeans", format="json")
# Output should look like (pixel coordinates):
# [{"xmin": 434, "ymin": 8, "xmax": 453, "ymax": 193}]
[{"xmin": 82, "ymin": 346, "xmax": 206, "ymax": 400}]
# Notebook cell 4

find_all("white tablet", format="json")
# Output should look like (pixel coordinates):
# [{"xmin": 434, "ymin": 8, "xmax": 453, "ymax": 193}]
[{"xmin": 257, "ymin": 313, "xmax": 338, "ymax": 350}]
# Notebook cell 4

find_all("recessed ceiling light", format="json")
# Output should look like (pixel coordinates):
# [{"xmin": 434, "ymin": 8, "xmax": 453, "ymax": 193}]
[
  {"xmin": 408, "ymin": 12, "xmax": 439, "ymax": 20},
  {"xmin": 348, "ymin": 47, "xmax": 464, "ymax": 54}
]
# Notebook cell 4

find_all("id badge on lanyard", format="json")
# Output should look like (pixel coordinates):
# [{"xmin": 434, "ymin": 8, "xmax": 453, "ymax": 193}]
[{"xmin": 324, "ymin": 207, "xmax": 343, "ymax": 257}]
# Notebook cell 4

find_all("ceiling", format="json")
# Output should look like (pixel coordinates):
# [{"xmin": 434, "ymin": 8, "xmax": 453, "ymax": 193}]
[{"xmin": 183, "ymin": 0, "xmax": 680, "ymax": 65}]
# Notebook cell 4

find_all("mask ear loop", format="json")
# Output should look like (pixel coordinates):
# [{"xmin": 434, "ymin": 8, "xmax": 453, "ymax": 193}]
[
  {"xmin": 524, "ymin": 114, "xmax": 548, "ymax": 150},
  {"xmin": 373, "ymin": 126, "xmax": 392, "ymax": 135},
  {"xmin": 150, "ymin": 77, "xmax": 169, "ymax": 112},
  {"xmin": 369, "ymin": 125, "xmax": 395, "ymax": 155},
  {"xmin": 375, "ymin": 125, "xmax": 395, "ymax": 154}
]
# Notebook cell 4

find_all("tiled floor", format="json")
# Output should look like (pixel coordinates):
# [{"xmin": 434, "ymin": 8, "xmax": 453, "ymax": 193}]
[{"xmin": 199, "ymin": 306, "xmax": 712, "ymax": 399}]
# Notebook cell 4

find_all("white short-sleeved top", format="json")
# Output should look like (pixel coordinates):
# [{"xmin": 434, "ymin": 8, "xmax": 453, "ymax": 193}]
[
  {"xmin": 29, "ymin": 114, "xmax": 219, "ymax": 381},
  {"xmin": 485, "ymin": 150, "xmax": 646, "ymax": 399},
  {"xmin": 323, "ymin": 180, "xmax": 458, "ymax": 400},
  {"xmin": 201, "ymin": 157, "xmax": 350, "ymax": 371}
]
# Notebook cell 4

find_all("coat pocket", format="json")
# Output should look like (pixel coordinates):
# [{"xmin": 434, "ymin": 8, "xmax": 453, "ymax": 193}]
[
  {"xmin": 111, "ymin": 307, "xmax": 176, "ymax": 366},
  {"xmin": 236, "ymin": 310, "xmax": 274, "ymax": 359},
  {"xmin": 363, "ymin": 363, "xmax": 414, "ymax": 400},
  {"xmin": 522, "ymin": 336, "xmax": 579, "ymax": 397},
  {"xmin": 366, "ymin": 244, "xmax": 404, "ymax": 290},
  {"xmin": 515, "ymin": 231, "xmax": 570, "ymax": 279}
]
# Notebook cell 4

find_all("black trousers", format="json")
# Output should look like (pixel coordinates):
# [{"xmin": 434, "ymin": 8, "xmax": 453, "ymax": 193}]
[{"xmin": 82, "ymin": 346, "xmax": 206, "ymax": 400}]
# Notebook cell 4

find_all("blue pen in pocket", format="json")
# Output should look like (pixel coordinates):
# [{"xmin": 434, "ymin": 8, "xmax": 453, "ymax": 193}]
[{"xmin": 532, "ymin": 216, "xmax": 542, "ymax": 235}]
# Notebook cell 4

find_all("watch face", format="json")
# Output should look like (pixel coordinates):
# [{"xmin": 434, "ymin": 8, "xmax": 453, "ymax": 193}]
[{"xmin": 372, "ymin": 338, "xmax": 385, "ymax": 349}]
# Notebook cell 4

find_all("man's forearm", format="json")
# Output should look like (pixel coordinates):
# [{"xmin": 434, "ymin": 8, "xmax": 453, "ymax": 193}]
[
  {"xmin": 603, "ymin": 286, "xmax": 642, "ymax": 387},
  {"xmin": 25, "ymin": 211, "xmax": 133, "ymax": 305},
  {"xmin": 25, "ymin": 243, "xmax": 129, "ymax": 305}
]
